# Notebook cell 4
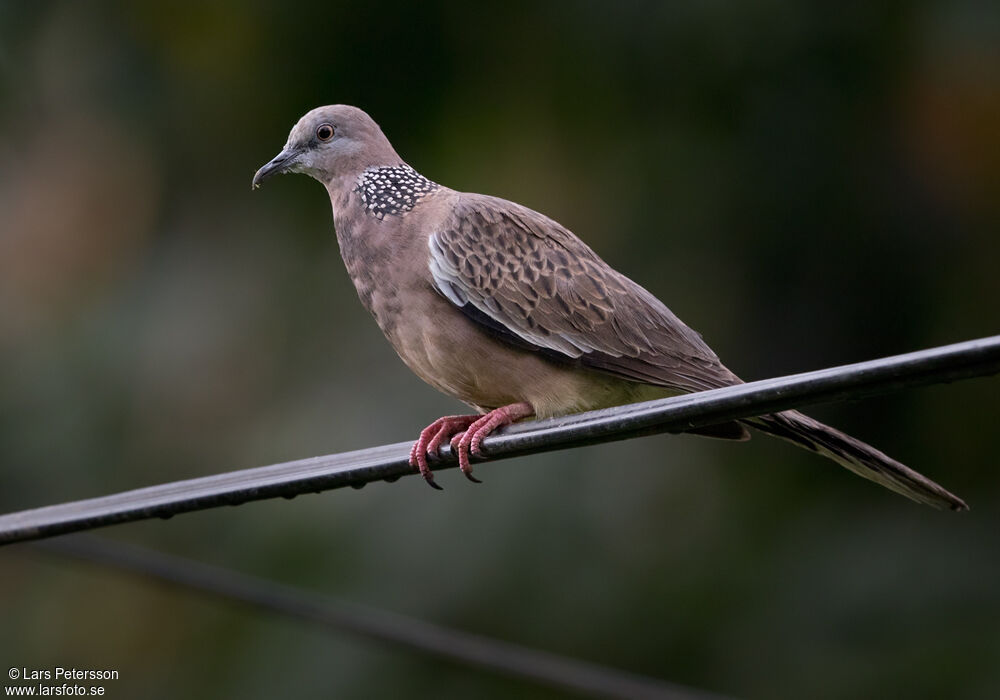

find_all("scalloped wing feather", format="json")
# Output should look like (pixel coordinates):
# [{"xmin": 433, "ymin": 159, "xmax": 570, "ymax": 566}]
[{"xmin": 428, "ymin": 194, "xmax": 739, "ymax": 394}]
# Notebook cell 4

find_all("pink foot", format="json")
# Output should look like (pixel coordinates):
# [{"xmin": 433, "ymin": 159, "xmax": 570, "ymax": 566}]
[
  {"xmin": 409, "ymin": 414, "xmax": 480, "ymax": 489},
  {"xmin": 409, "ymin": 403, "xmax": 535, "ymax": 488},
  {"xmin": 449, "ymin": 402, "xmax": 534, "ymax": 483}
]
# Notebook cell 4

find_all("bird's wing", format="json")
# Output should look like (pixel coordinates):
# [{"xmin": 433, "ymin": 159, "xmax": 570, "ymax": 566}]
[{"xmin": 428, "ymin": 194, "xmax": 738, "ymax": 393}]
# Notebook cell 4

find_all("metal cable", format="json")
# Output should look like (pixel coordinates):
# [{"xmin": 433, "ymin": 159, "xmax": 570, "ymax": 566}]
[
  {"xmin": 28, "ymin": 536, "xmax": 733, "ymax": 700},
  {"xmin": 1, "ymin": 334, "xmax": 997, "ymax": 546}
]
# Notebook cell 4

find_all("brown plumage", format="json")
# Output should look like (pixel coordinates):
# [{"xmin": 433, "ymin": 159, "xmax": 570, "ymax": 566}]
[{"xmin": 253, "ymin": 104, "xmax": 967, "ymax": 510}]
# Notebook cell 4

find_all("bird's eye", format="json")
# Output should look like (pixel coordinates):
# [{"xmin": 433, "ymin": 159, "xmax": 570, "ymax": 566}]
[{"xmin": 316, "ymin": 124, "xmax": 335, "ymax": 141}]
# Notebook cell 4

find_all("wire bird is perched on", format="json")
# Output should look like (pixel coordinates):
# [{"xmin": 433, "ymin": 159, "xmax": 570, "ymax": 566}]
[{"xmin": 253, "ymin": 105, "xmax": 966, "ymax": 510}]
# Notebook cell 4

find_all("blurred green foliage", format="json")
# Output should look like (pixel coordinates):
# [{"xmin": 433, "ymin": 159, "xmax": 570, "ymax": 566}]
[{"xmin": 1, "ymin": 1, "xmax": 998, "ymax": 698}]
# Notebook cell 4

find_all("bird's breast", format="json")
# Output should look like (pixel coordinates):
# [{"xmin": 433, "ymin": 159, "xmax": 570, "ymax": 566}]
[
  {"xmin": 329, "ymin": 187, "xmax": 657, "ymax": 416},
  {"xmin": 331, "ymin": 188, "xmax": 442, "ymax": 338}
]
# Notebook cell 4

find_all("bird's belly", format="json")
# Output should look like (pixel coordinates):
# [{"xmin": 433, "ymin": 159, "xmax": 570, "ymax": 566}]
[{"xmin": 386, "ymin": 291, "xmax": 672, "ymax": 417}]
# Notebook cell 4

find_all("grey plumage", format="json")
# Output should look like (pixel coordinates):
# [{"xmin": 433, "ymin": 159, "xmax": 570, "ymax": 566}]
[{"xmin": 253, "ymin": 104, "xmax": 967, "ymax": 510}]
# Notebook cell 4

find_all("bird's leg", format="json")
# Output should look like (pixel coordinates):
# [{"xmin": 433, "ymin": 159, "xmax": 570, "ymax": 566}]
[
  {"xmin": 449, "ymin": 402, "xmax": 535, "ymax": 482},
  {"xmin": 409, "ymin": 414, "xmax": 480, "ymax": 489}
]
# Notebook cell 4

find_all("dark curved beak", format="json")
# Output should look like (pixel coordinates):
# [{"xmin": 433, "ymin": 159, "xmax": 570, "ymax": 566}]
[{"xmin": 252, "ymin": 146, "xmax": 301, "ymax": 189}]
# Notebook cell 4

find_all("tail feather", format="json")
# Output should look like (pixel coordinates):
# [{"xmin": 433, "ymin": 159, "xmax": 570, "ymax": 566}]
[{"xmin": 743, "ymin": 410, "xmax": 968, "ymax": 511}]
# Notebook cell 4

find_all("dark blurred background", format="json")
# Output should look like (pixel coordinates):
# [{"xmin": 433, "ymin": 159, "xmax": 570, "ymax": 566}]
[{"xmin": 1, "ymin": 1, "xmax": 998, "ymax": 698}]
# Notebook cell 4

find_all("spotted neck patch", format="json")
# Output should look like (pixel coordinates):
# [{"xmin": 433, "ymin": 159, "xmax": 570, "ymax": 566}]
[{"xmin": 354, "ymin": 165, "xmax": 440, "ymax": 220}]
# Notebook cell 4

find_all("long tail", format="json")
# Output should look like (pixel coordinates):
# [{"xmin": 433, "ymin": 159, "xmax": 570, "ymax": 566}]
[{"xmin": 742, "ymin": 410, "xmax": 968, "ymax": 511}]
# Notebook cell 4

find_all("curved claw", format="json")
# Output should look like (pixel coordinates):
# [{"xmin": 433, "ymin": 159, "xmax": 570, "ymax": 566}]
[
  {"xmin": 455, "ymin": 402, "xmax": 535, "ymax": 483},
  {"xmin": 410, "ymin": 404, "xmax": 534, "ymax": 487},
  {"xmin": 410, "ymin": 414, "xmax": 480, "ymax": 488},
  {"xmin": 457, "ymin": 432, "xmax": 484, "ymax": 482},
  {"xmin": 448, "ymin": 431, "xmax": 475, "ymax": 480}
]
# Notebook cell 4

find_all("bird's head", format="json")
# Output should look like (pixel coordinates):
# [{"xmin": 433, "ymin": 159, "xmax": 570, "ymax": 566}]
[{"xmin": 252, "ymin": 105, "xmax": 401, "ymax": 189}]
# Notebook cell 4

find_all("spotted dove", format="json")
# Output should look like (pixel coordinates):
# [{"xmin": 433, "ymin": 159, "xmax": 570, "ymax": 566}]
[{"xmin": 252, "ymin": 105, "xmax": 966, "ymax": 510}]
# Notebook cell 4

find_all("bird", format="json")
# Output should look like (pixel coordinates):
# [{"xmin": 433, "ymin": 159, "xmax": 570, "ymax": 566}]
[{"xmin": 252, "ymin": 104, "xmax": 967, "ymax": 510}]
